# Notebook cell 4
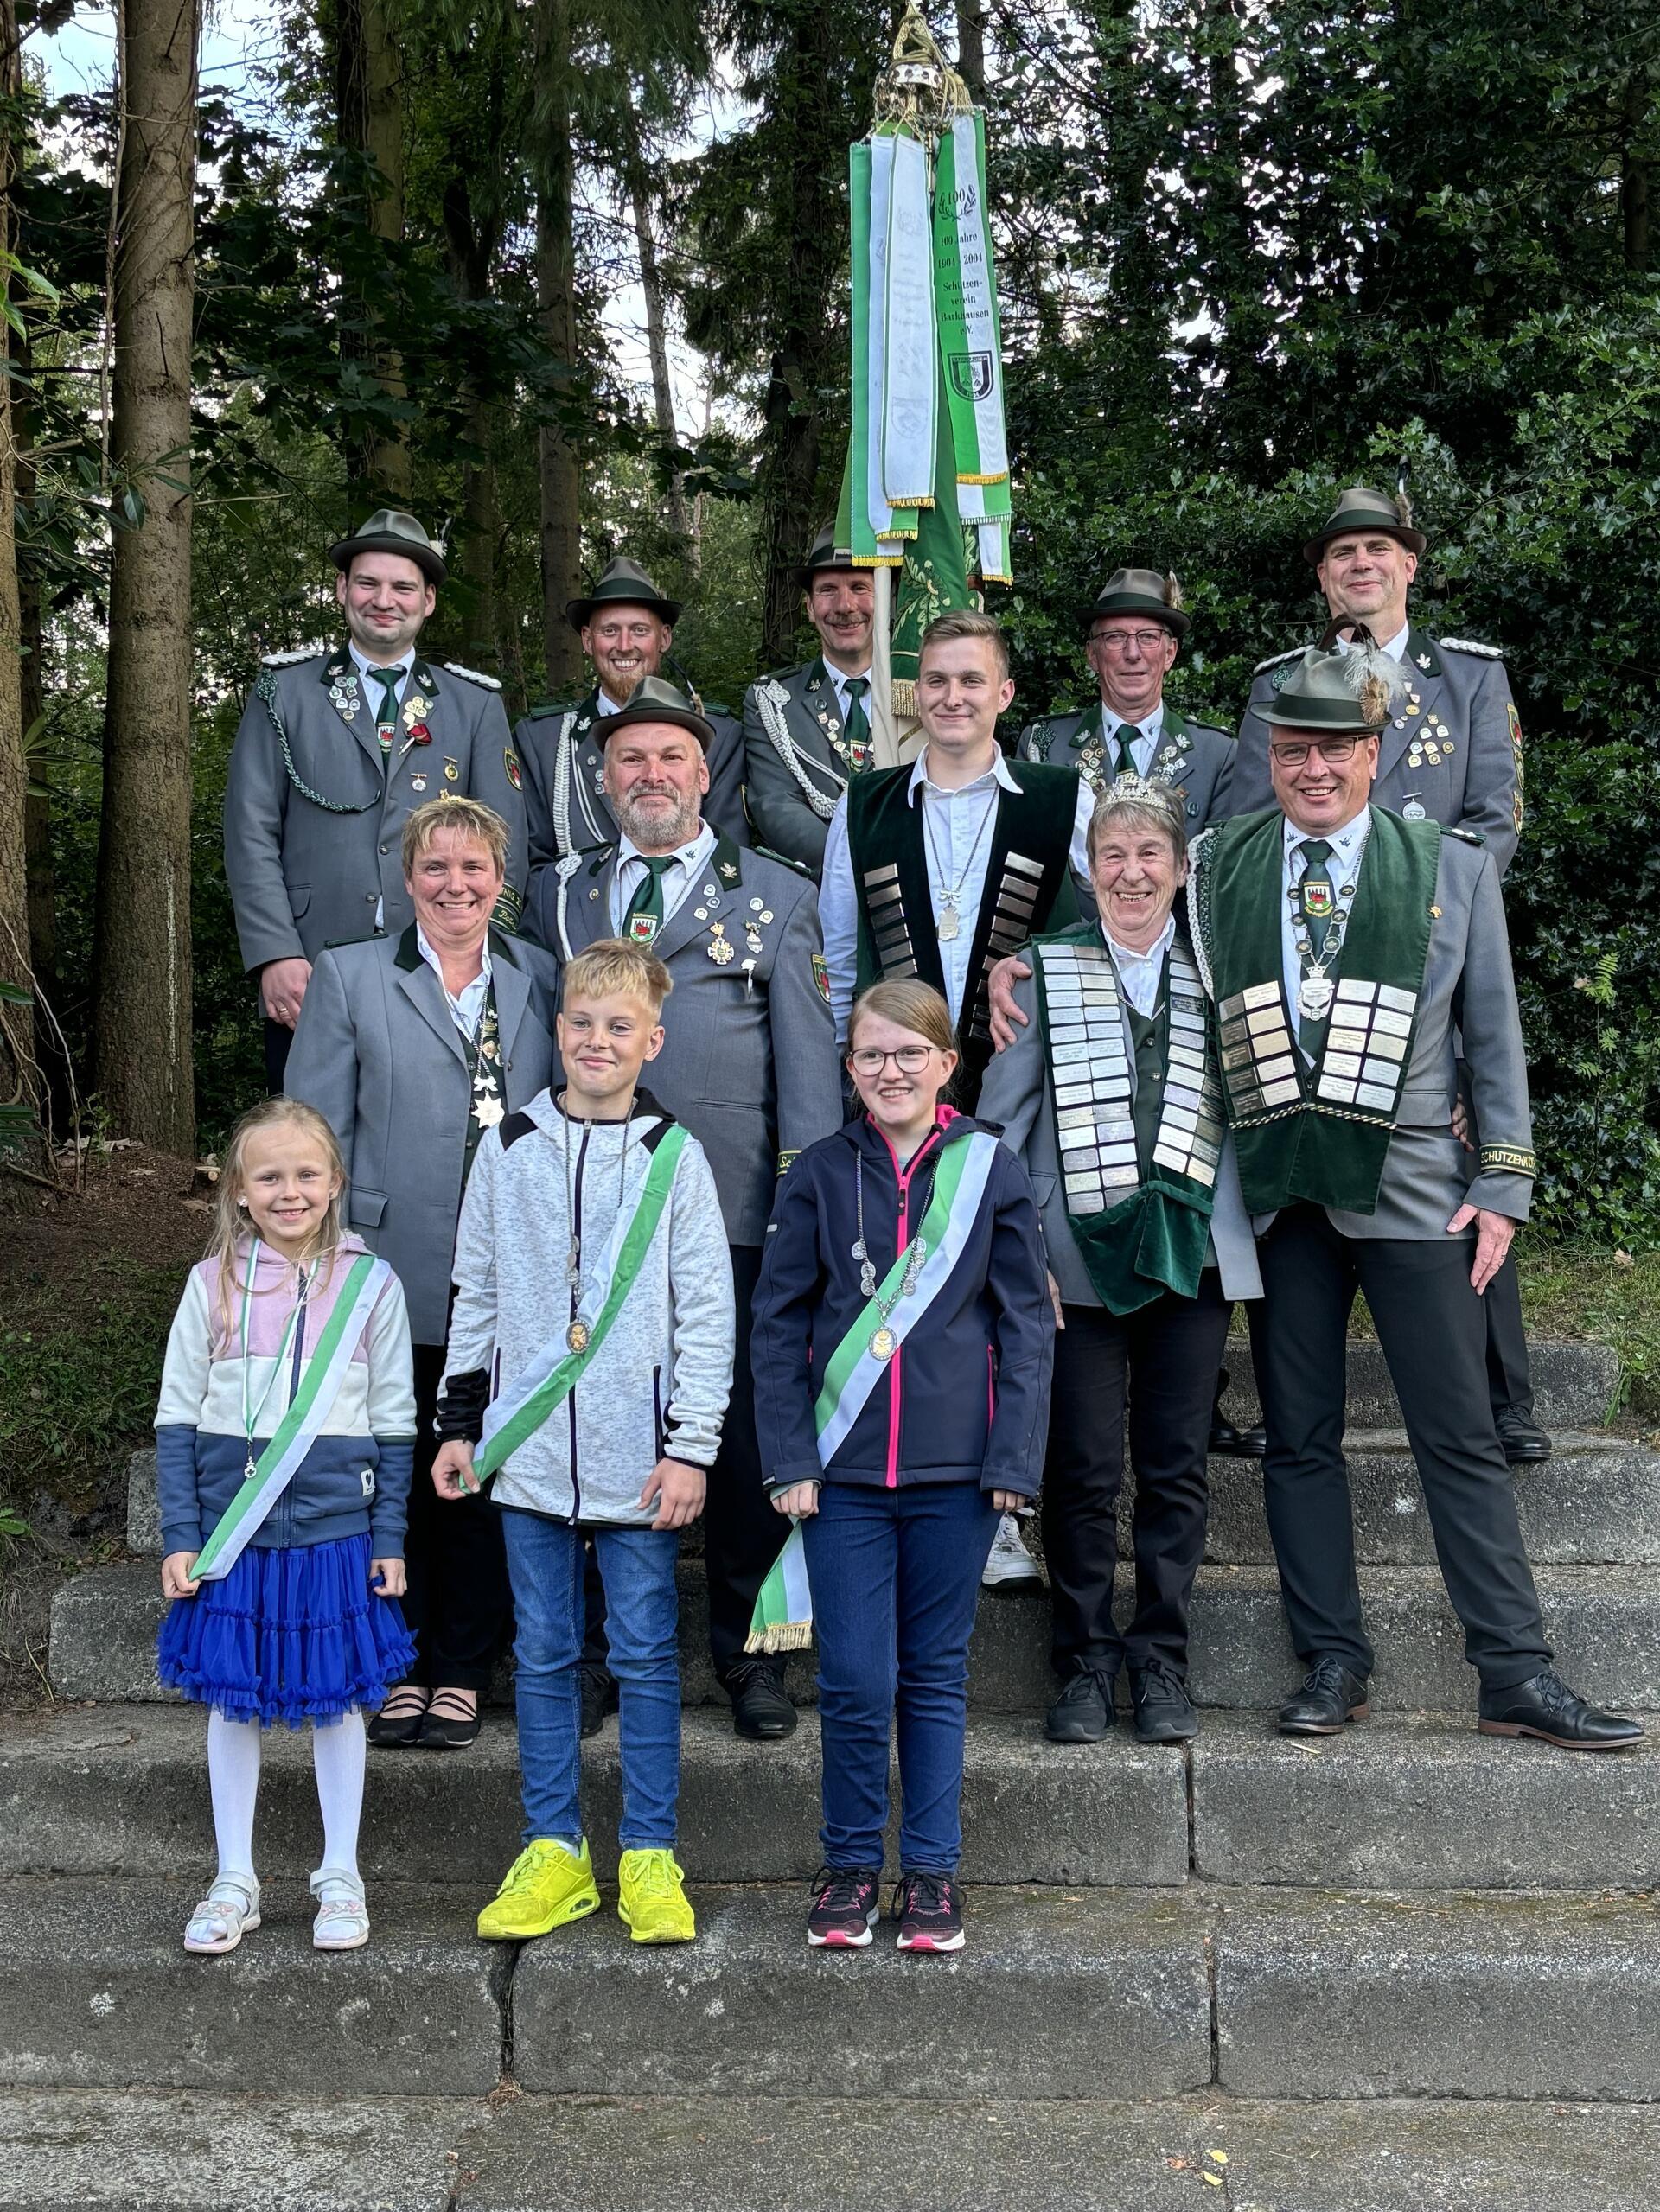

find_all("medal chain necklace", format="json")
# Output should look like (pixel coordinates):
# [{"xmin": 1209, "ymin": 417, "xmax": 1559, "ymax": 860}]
[
  {"xmin": 852, "ymin": 1151, "xmax": 929, "ymax": 1363},
  {"xmin": 559, "ymin": 1099, "xmax": 632, "ymax": 1355},
  {"xmin": 1288, "ymin": 855, "xmax": 1358, "ymax": 1023},
  {"xmin": 923, "ymin": 787, "xmax": 998, "ymax": 944}
]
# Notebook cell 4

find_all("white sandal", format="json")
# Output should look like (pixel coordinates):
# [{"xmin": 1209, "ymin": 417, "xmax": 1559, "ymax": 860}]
[
  {"xmin": 310, "ymin": 1865, "xmax": 369, "ymax": 1951},
  {"xmin": 183, "ymin": 1874, "xmax": 261, "ymax": 1955}
]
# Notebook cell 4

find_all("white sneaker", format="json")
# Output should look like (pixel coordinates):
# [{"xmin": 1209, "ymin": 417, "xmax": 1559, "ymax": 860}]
[
  {"xmin": 982, "ymin": 1514, "xmax": 1041, "ymax": 1588},
  {"xmin": 310, "ymin": 1865, "xmax": 370, "ymax": 1951}
]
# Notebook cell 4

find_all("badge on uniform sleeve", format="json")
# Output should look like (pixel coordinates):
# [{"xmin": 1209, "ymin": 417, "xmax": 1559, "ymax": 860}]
[
  {"xmin": 1507, "ymin": 703, "xmax": 1523, "ymax": 756},
  {"xmin": 812, "ymin": 952, "xmax": 831, "ymax": 1004},
  {"xmin": 504, "ymin": 747, "xmax": 522, "ymax": 790}
]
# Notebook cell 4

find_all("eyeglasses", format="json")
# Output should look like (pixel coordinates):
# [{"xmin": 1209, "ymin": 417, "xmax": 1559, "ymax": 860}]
[
  {"xmin": 1089, "ymin": 629, "xmax": 1169, "ymax": 654},
  {"xmin": 1269, "ymin": 736, "xmax": 1364, "ymax": 768},
  {"xmin": 848, "ymin": 1045, "xmax": 935, "ymax": 1076}
]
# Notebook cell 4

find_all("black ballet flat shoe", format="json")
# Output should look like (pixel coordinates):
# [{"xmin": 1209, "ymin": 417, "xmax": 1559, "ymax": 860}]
[
  {"xmin": 418, "ymin": 1689, "xmax": 482, "ymax": 1750},
  {"xmin": 367, "ymin": 1687, "xmax": 429, "ymax": 1749}
]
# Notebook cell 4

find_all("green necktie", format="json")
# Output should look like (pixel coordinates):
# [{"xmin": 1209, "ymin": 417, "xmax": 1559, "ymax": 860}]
[
  {"xmin": 1112, "ymin": 723, "xmax": 1141, "ymax": 778},
  {"xmin": 623, "ymin": 856, "xmax": 675, "ymax": 946},
  {"xmin": 1296, "ymin": 838, "xmax": 1336, "ymax": 1054},
  {"xmin": 367, "ymin": 664, "xmax": 406, "ymax": 750},
  {"xmin": 842, "ymin": 675, "xmax": 872, "ymax": 762}
]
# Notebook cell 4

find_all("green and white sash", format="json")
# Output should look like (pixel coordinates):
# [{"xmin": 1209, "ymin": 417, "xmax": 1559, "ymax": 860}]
[
  {"xmin": 191, "ymin": 1253, "xmax": 390, "ymax": 1582},
  {"xmin": 474, "ymin": 1125, "xmax": 688, "ymax": 1484},
  {"xmin": 746, "ymin": 1130, "xmax": 1002, "ymax": 1655}
]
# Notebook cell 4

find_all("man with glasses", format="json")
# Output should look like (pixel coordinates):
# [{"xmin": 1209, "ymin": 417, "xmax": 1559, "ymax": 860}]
[
  {"xmin": 1187, "ymin": 644, "xmax": 1639, "ymax": 1751},
  {"xmin": 515, "ymin": 556, "xmax": 750, "ymax": 897},
  {"xmin": 743, "ymin": 526, "xmax": 878, "ymax": 876},
  {"xmin": 1232, "ymin": 485, "xmax": 1543, "ymax": 1468},
  {"xmin": 1020, "ymin": 568, "xmax": 1235, "ymax": 830}
]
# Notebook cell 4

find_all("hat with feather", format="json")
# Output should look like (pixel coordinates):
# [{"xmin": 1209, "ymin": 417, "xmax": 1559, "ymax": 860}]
[
  {"xmin": 1082, "ymin": 567, "xmax": 1190, "ymax": 639},
  {"xmin": 1267, "ymin": 636, "xmax": 1404, "ymax": 735},
  {"xmin": 1303, "ymin": 484, "xmax": 1427, "ymax": 565}
]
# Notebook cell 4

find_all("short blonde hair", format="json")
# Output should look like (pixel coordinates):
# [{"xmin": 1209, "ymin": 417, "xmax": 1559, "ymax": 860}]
[
  {"xmin": 400, "ymin": 795, "xmax": 509, "ymax": 878},
  {"xmin": 562, "ymin": 937, "xmax": 674, "ymax": 1018},
  {"xmin": 1084, "ymin": 781, "xmax": 1188, "ymax": 869},
  {"xmin": 848, "ymin": 979, "xmax": 957, "ymax": 1059},
  {"xmin": 919, "ymin": 608, "xmax": 1009, "ymax": 679}
]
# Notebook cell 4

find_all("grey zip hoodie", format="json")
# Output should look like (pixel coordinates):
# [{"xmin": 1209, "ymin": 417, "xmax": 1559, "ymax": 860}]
[{"xmin": 440, "ymin": 1087, "xmax": 733, "ymax": 1525}]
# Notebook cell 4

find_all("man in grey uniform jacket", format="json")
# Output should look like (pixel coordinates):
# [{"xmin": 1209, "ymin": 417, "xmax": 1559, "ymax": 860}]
[
  {"xmin": 742, "ymin": 525, "xmax": 878, "ymax": 875},
  {"xmin": 1188, "ymin": 645, "xmax": 1639, "ymax": 1751},
  {"xmin": 515, "ymin": 557, "xmax": 749, "ymax": 894},
  {"xmin": 223, "ymin": 508, "xmax": 527, "ymax": 1089},
  {"xmin": 1230, "ymin": 482, "xmax": 1542, "ymax": 1463},
  {"xmin": 1018, "ymin": 568, "xmax": 1235, "ymax": 832},
  {"xmin": 523, "ymin": 674, "xmax": 842, "ymax": 1743}
]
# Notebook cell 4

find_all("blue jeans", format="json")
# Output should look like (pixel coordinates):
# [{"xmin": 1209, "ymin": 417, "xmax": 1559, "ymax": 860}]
[
  {"xmin": 801, "ymin": 1480, "xmax": 999, "ymax": 1875},
  {"xmin": 499, "ymin": 1510, "xmax": 680, "ymax": 1850}
]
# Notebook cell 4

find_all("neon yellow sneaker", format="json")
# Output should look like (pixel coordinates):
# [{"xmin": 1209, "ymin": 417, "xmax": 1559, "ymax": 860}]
[
  {"xmin": 476, "ymin": 1838, "xmax": 600, "ymax": 1941},
  {"xmin": 616, "ymin": 1848, "xmax": 696, "ymax": 1944}
]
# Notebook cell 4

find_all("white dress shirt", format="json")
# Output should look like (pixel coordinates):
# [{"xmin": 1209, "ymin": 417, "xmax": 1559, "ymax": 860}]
[
  {"xmin": 1099, "ymin": 700, "xmax": 1165, "ymax": 777},
  {"xmin": 822, "ymin": 660, "xmax": 874, "ymax": 723},
  {"xmin": 349, "ymin": 642, "xmax": 413, "ymax": 713},
  {"xmin": 1280, "ymin": 807, "xmax": 1371, "ymax": 1055},
  {"xmin": 597, "ymin": 688, "xmax": 626, "ymax": 717},
  {"xmin": 609, "ymin": 822, "xmax": 717, "ymax": 934},
  {"xmin": 1341, "ymin": 622, "xmax": 1409, "ymax": 664},
  {"xmin": 416, "ymin": 924, "xmax": 493, "ymax": 1039},
  {"xmin": 820, "ymin": 747, "xmax": 1094, "ymax": 1041},
  {"xmin": 1105, "ymin": 913, "xmax": 1174, "ymax": 1018}
]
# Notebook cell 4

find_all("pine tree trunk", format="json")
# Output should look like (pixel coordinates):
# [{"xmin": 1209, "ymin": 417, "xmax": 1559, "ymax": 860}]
[
  {"xmin": 0, "ymin": 0, "xmax": 42, "ymax": 1158},
  {"xmin": 534, "ymin": 0, "xmax": 583, "ymax": 697},
  {"xmin": 1623, "ymin": 72, "xmax": 1650, "ymax": 272},
  {"xmin": 335, "ymin": 0, "xmax": 409, "ymax": 509},
  {"xmin": 621, "ymin": 105, "xmax": 690, "ymax": 545},
  {"xmin": 90, "ymin": 0, "xmax": 198, "ymax": 1156}
]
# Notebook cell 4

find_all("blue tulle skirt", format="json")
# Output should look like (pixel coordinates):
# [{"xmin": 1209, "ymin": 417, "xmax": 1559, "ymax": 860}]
[{"xmin": 156, "ymin": 1532, "xmax": 417, "ymax": 1729}]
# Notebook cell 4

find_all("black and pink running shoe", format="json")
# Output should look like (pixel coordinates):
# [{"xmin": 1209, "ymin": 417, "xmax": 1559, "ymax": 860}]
[
  {"xmin": 807, "ymin": 1867, "xmax": 881, "ymax": 1948},
  {"xmin": 892, "ymin": 1870, "xmax": 966, "ymax": 1953}
]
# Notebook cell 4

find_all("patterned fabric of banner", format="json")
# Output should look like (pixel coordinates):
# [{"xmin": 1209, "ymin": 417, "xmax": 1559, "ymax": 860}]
[
  {"xmin": 879, "ymin": 127, "xmax": 937, "ymax": 516},
  {"xmin": 933, "ymin": 112, "xmax": 1009, "ymax": 492},
  {"xmin": 847, "ymin": 142, "xmax": 897, "ymax": 565}
]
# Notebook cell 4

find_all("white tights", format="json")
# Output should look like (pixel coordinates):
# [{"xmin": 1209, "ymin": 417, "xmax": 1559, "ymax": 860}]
[{"xmin": 207, "ymin": 1709, "xmax": 366, "ymax": 1880}]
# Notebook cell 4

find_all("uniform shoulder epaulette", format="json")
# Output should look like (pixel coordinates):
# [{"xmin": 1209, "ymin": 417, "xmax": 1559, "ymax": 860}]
[
  {"xmin": 260, "ymin": 645, "xmax": 325, "ymax": 668},
  {"xmin": 1438, "ymin": 637, "xmax": 1503, "ymax": 660},
  {"xmin": 1188, "ymin": 717, "xmax": 1235, "ymax": 743},
  {"xmin": 1253, "ymin": 646, "xmax": 1305, "ymax": 675},
  {"xmin": 1442, "ymin": 825, "xmax": 1486, "ymax": 845},
  {"xmin": 444, "ymin": 660, "xmax": 503, "ymax": 690},
  {"xmin": 524, "ymin": 698, "xmax": 578, "ymax": 720},
  {"xmin": 752, "ymin": 844, "xmax": 812, "ymax": 879}
]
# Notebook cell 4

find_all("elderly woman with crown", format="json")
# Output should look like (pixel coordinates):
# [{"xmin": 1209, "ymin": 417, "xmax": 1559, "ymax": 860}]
[{"xmin": 978, "ymin": 775, "xmax": 1261, "ymax": 1750}]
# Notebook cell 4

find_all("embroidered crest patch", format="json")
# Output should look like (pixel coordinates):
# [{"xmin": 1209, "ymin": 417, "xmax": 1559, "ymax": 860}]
[
  {"xmin": 811, "ymin": 952, "xmax": 831, "ymax": 1005},
  {"xmin": 504, "ymin": 747, "xmax": 522, "ymax": 789}
]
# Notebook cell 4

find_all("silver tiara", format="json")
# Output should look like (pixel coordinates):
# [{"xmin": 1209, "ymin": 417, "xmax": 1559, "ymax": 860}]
[{"xmin": 1094, "ymin": 772, "xmax": 1184, "ymax": 819}]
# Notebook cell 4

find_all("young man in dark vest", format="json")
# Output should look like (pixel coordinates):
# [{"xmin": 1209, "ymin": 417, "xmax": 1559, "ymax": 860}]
[
  {"xmin": 819, "ymin": 607, "xmax": 1091, "ymax": 1590},
  {"xmin": 1188, "ymin": 645, "xmax": 1639, "ymax": 1750}
]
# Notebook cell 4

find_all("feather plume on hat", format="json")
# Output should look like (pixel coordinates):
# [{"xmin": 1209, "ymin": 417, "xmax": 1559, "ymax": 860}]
[
  {"xmin": 1338, "ymin": 629, "xmax": 1408, "ymax": 727},
  {"xmin": 1163, "ymin": 573, "xmax": 1184, "ymax": 611}
]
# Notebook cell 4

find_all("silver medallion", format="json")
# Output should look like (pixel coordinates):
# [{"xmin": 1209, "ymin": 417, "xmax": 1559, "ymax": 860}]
[
  {"xmin": 1297, "ymin": 975, "xmax": 1336, "ymax": 1020},
  {"xmin": 937, "ymin": 902, "xmax": 961, "ymax": 943}
]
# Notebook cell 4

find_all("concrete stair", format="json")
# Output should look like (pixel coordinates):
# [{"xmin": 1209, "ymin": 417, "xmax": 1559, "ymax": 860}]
[{"xmin": 8, "ymin": 1334, "xmax": 1657, "ymax": 2203}]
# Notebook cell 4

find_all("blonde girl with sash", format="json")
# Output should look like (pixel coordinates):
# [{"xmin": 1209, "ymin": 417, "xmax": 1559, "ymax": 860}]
[
  {"xmin": 155, "ymin": 1100, "xmax": 418, "ymax": 1955},
  {"xmin": 752, "ymin": 981, "xmax": 1053, "ymax": 1954}
]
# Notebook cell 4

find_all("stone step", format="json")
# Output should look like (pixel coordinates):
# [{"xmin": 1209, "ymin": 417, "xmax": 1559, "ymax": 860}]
[
  {"xmin": 53, "ymin": 1554, "xmax": 1660, "ymax": 1714},
  {"xmin": 1215, "ymin": 1333, "xmax": 1619, "ymax": 1431},
  {"xmin": 4, "ymin": 2090, "xmax": 1654, "ymax": 2212},
  {"xmin": 3, "ymin": 1878, "xmax": 1657, "ymax": 2106},
  {"xmin": 0, "ymin": 1705, "xmax": 1188, "ymax": 1889},
  {"xmin": 125, "ymin": 1427, "xmax": 1660, "ymax": 1567}
]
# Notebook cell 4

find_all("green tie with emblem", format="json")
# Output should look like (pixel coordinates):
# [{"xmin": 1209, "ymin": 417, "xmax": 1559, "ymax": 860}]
[
  {"xmin": 623, "ymin": 855, "xmax": 675, "ymax": 946},
  {"xmin": 1295, "ymin": 838, "xmax": 1336, "ymax": 1054},
  {"xmin": 842, "ymin": 675, "xmax": 872, "ymax": 764},
  {"xmin": 1112, "ymin": 724, "xmax": 1141, "ymax": 778},
  {"xmin": 367, "ymin": 664, "xmax": 406, "ymax": 754}
]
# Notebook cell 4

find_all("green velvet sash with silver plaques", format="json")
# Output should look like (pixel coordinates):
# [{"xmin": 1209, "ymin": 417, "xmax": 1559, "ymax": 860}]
[
  {"xmin": 1191, "ymin": 806, "xmax": 1440, "ymax": 1216},
  {"xmin": 1031, "ymin": 924, "xmax": 1223, "ymax": 1314}
]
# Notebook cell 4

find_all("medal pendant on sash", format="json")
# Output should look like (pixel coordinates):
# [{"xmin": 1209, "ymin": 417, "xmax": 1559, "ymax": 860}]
[
  {"xmin": 566, "ymin": 1319, "xmax": 590, "ymax": 1355},
  {"xmin": 870, "ymin": 1325, "xmax": 897, "ymax": 1362},
  {"xmin": 1298, "ymin": 975, "xmax": 1335, "ymax": 1020},
  {"xmin": 937, "ymin": 902, "xmax": 961, "ymax": 943}
]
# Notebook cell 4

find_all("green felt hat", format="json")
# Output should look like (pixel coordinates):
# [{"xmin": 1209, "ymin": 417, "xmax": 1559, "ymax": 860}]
[
  {"xmin": 795, "ymin": 524, "xmax": 857, "ymax": 587},
  {"xmin": 566, "ymin": 556, "xmax": 681, "ymax": 633},
  {"xmin": 1082, "ymin": 567, "xmax": 1189, "ymax": 639},
  {"xmin": 1303, "ymin": 484, "xmax": 1427, "ymax": 565},
  {"xmin": 329, "ymin": 508, "xmax": 447, "ymax": 587},
  {"xmin": 1267, "ymin": 647, "xmax": 1394, "ymax": 734},
  {"xmin": 597, "ymin": 673, "xmax": 714, "ymax": 752}
]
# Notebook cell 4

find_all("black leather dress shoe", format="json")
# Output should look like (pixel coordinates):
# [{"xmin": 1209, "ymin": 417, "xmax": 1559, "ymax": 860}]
[
  {"xmin": 1044, "ymin": 1661, "xmax": 1117, "ymax": 1743},
  {"xmin": 1495, "ymin": 1410, "xmax": 1553, "ymax": 1464},
  {"xmin": 727, "ymin": 1655, "xmax": 797, "ymax": 1741},
  {"xmin": 1278, "ymin": 1656, "xmax": 1370, "ymax": 1736},
  {"xmin": 1129, "ymin": 1660, "xmax": 1199, "ymax": 1743},
  {"xmin": 1478, "ymin": 1668, "xmax": 1645, "ymax": 1750},
  {"xmin": 580, "ymin": 1661, "xmax": 617, "ymax": 1741}
]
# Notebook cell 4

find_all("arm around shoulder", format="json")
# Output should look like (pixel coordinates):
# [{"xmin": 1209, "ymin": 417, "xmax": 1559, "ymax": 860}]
[{"xmin": 663, "ymin": 1136, "xmax": 736, "ymax": 1469}]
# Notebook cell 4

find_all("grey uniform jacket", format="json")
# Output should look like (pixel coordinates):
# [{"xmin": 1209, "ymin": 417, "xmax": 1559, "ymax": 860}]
[
  {"xmin": 1018, "ymin": 705, "xmax": 1235, "ymax": 832},
  {"xmin": 517, "ymin": 686, "xmax": 750, "ymax": 895},
  {"xmin": 522, "ymin": 831, "xmax": 842, "ymax": 1249},
  {"xmin": 1235, "ymin": 630, "xmax": 1522, "ymax": 876},
  {"xmin": 977, "ymin": 962, "xmax": 1262, "ymax": 1304},
  {"xmin": 223, "ymin": 644, "xmax": 528, "ymax": 972},
  {"xmin": 284, "ymin": 925, "xmax": 561, "ymax": 1346},
  {"xmin": 743, "ymin": 660, "xmax": 873, "ymax": 876}
]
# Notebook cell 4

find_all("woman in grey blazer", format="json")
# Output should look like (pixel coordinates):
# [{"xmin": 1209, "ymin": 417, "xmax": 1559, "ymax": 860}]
[
  {"xmin": 287, "ymin": 798, "xmax": 560, "ymax": 1750},
  {"xmin": 978, "ymin": 779, "xmax": 1261, "ymax": 1752}
]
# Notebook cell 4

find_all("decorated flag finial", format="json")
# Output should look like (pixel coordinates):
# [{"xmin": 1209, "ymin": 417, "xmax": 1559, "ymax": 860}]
[{"xmin": 876, "ymin": 2, "xmax": 971, "ymax": 132}]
